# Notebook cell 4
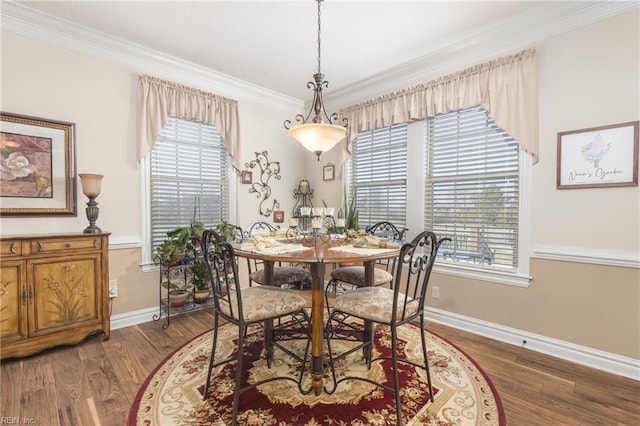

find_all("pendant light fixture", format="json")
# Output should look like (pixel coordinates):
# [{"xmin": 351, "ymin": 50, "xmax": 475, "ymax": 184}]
[{"xmin": 284, "ymin": 0, "xmax": 348, "ymax": 161}]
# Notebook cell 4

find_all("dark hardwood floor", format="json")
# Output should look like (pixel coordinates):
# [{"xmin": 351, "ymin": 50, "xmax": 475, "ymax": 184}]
[{"xmin": 1, "ymin": 308, "xmax": 639, "ymax": 425}]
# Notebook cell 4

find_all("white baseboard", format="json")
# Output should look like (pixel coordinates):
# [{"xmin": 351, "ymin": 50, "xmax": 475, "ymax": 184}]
[
  {"xmin": 426, "ymin": 307, "xmax": 640, "ymax": 381},
  {"xmin": 110, "ymin": 306, "xmax": 159, "ymax": 330},
  {"xmin": 109, "ymin": 305, "xmax": 639, "ymax": 381}
]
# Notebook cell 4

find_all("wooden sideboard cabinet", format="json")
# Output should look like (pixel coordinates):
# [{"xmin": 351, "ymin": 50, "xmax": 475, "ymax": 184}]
[{"xmin": 0, "ymin": 233, "xmax": 110, "ymax": 359}]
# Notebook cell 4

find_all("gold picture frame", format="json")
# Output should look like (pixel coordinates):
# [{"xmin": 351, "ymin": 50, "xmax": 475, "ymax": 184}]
[
  {"xmin": 557, "ymin": 121, "xmax": 639, "ymax": 189},
  {"xmin": 1, "ymin": 112, "xmax": 76, "ymax": 216}
]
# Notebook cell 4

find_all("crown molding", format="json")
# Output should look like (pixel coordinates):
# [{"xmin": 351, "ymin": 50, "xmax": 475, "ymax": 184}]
[
  {"xmin": 0, "ymin": 0, "xmax": 302, "ymax": 110},
  {"xmin": 1, "ymin": 1, "xmax": 636, "ymax": 110},
  {"xmin": 325, "ymin": 1, "xmax": 639, "ymax": 108}
]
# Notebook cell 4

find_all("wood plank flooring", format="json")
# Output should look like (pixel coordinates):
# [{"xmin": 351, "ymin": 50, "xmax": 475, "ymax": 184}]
[{"xmin": 1, "ymin": 308, "xmax": 639, "ymax": 425}]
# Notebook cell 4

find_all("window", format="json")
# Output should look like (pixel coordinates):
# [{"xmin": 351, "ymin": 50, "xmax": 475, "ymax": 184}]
[
  {"xmin": 348, "ymin": 124, "xmax": 408, "ymax": 230},
  {"xmin": 424, "ymin": 106, "xmax": 520, "ymax": 271},
  {"xmin": 148, "ymin": 116, "xmax": 230, "ymax": 255}
]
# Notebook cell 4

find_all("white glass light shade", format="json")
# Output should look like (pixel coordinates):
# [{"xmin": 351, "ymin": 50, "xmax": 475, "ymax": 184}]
[
  {"xmin": 79, "ymin": 174, "xmax": 103, "ymax": 197},
  {"xmin": 288, "ymin": 123, "xmax": 346, "ymax": 156}
]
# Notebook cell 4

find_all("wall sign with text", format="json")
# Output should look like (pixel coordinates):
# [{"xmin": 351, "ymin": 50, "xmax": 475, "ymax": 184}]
[{"xmin": 557, "ymin": 121, "xmax": 638, "ymax": 189}]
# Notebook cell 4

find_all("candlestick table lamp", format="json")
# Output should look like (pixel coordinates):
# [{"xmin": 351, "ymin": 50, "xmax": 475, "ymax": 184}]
[{"xmin": 79, "ymin": 173, "xmax": 103, "ymax": 233}]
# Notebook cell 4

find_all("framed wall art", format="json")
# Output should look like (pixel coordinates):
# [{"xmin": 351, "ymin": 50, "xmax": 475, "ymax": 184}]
[
  {"xmin": 323, "ymin": 163, "xmax": 335, "ymax": 181},
  {"xmin": 557, "ymin": 121, "xmax": 639, "ymax": 189},
  {"xmin": 0, "ymin": 112, "xmax": 77, "ymax": 216},
  {"xmin": 273, "ymin": 210, "xmax": 284, "ymax": 223},
  {"xmin": 241, "ymin": 170, "xmax": 252, "ymax": 184}
]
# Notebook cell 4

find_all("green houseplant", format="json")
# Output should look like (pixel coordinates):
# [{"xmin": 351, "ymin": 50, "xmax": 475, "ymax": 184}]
[
  {"xmin": 161, "ymin": 275, "xmax": 192, "ymax": 307},
  {"xmin": 215, "ymin": 219, "xmax": 239, "ymax": 242},
  {"xmin": 190, "ymin": 258, "xmax": 211, "ymax": 303},
  {"xmin": 154, "ymin": 218, "xmax": 207, "ymax": 307},
  {"xmin": 152, "ymin": 218, "xmax": 206, "ymax": 266},
  {"xmin": 341, "ymin": 187, "xmax": 359, "ymax": 236}
]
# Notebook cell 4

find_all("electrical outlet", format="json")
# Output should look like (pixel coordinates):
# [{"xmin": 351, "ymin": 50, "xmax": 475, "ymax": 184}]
[
  {"xmin": 432, "ymin": 286, "xmax": 440, "ymax": 299},
  {"xmin": 109, "ymin": 279, "xmax": 118, "ymax": 298}
]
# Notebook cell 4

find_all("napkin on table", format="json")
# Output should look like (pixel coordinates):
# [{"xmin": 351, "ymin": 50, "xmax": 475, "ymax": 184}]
[
  {"xmin": 353, "ymin": 236, "xmax": 400, "ymax": 249},
  {"xmin": 250, "ymin": 234, "xmax": 283, "ymax": 251}
]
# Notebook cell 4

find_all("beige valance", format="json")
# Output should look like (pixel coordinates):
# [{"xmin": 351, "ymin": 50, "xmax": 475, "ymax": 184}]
[
  {"xmin": 338, "ymin": 48, "xmax": 538, "ymax": 167},
  {"xmin": 137, "ymin": 74, "xmax": 241, "ymax": 171}
]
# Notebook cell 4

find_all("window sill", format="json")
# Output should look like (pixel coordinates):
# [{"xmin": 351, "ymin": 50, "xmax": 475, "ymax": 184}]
[{"xmin": 433, "ymin": 262, "xmax": 531, "ymax": 287}]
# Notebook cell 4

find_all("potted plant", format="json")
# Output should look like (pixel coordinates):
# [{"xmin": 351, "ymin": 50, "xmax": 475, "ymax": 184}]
[
  {"xmin": 190, "ymin": 258, "xmax": 211, "ymax": 303},
  {"xmin": 340, "ymin": 188, "xmax": 360, "ymax": 238},
  {"xmin": 152, "ymin": 238, "xmax": 188, "ymax": 266},
  {"xmin": 161, "ymin": 277, "xmax": 192, "ymax": 308},
  {"xmin": 215, "ymin": 219, "xmax": 239, "ymax": 242},
  {"xmin": 152, "ymin": 218, "xmax": 206, "ymax": 266},
  {"xmin": 166, "ymin": 218, "xmax": 205, "ymax": 246}
]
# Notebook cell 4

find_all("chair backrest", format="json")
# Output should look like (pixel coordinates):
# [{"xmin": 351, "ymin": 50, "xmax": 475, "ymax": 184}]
[
  {"xmin": 365, "ymin": 221, "xmax": 408, "ymax": 243},
  {"xmin": 243, "ymin": 221, "xmax": 285, "ymax": 283},
  {"xmin": 231, "ymin": 225, "xmax": 244, "ymax": 242},
  {"xmin": 244, "ymin": 221, "xmax": 280, "ymax": 238},
  {"xmin": 391, "ymin": 231, "xmax": 450, "ymax": 323},
  {"xmin": 364, "ymin": 221, "xmax": 408, "ymax": 274},
  {"xmin": 202, "ymin": 229, "xmax": 243, "ymax": 323}
]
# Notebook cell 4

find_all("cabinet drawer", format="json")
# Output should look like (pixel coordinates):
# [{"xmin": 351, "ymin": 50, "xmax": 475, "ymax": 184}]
[
  {"xmin": 0, "ymin": 240, "xmax": 22, "ymax": 257},
  {"xmin": 30, "ymin": 237, "xmax": 101, "ymax": 254}
]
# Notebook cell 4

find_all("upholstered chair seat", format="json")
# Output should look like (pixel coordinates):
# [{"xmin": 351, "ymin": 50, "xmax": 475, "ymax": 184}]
[
  {"xmin": 331, "ymin": 286, "xmax": 419, "ymax": 324},
  {"xmin": 329, "ymin": 266, "xmax": 393, "ymax": 288},
  {"xmin": 250, "ymin": 267, "xmax": 313, "ymax": 287},
  {"xmin": 219, "ymin": 285, "xmax": 308, "ymax": 322}
]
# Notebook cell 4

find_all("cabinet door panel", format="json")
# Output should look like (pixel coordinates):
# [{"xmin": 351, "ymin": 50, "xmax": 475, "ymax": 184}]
[
  {"xmin": 29, "ymin": 256, "xmax": 100, "ymax": 336},
  {"xmin": 0, "ymin": 261, "xmax": 28, "ymax": 342}
]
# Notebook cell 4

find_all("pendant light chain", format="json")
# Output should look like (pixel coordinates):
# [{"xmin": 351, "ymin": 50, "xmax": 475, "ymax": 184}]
[{"xmin": 317, "ymin": 0, "xmax": 322, "ymax": 74}]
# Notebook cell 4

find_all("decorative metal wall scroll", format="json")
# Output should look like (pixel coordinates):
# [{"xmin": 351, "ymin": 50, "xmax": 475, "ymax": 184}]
[{"xmin": 246, "ymin": 151, "xmax": 281, "ymax": 217}]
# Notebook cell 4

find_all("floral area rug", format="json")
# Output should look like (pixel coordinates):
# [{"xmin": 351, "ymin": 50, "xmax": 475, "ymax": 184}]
[{"xmin": 128, "ymin": 320, "xmax": 505, "ymax": 425}]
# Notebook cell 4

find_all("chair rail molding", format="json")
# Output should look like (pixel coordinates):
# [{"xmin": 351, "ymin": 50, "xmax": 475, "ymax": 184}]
[{"xmin": 531, "ymin": 244, "xmax": 640, "ymax": 269}]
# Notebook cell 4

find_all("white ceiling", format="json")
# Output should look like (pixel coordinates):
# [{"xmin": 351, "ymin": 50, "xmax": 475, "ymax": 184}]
[{"xmin": 5, "ymin": 1, "xmax": 636, "ymax": 103}]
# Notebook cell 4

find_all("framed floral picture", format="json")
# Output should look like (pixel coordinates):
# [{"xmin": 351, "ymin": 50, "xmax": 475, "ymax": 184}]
[
  {"xmin": 0, "ymin": 112, "xmax": 77, "ymax": 216},
  {"xmin": 557, "ymin": 121, "xmax": 638, "ymax": 189}
]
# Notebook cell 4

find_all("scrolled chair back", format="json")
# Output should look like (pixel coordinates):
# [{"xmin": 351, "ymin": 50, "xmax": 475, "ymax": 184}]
[
  {"xmin": 202, "ymin": 229, "xmax": 242, "ymax": 322},
  {"xmin": 365, "ymin": 221, "xmax": 408, "ymax": 243},
  {"xmin": 392, "ymin": 231, "xmax": 451, "ymax": 322},
  {"xmin": 244, "ymin": 220, "xmax": 280, "ymax": 238}
]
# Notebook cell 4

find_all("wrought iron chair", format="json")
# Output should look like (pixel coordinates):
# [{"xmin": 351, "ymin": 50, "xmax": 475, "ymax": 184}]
[
  {"xmin": 324, "ymin": 221, "xmax": 407, "ymax": 314},
  {"xmin": 324, "ymin": 231, "xmax": 450, "ymax": 425},
  {"xmin": 244, "ymin": 220, "xmax": 312, "ymax": 288},
  {"xmin": 201, "ymin": 230, "xmax": 312, "ymax": 425}
]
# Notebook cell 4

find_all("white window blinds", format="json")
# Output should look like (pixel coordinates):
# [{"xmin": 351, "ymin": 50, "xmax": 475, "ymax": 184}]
[
  {"xmin": 150, "ymin": 116, "xmax": 229, "ymax": 252},
  {"xmin": 350, "ymin": 124, "xmax": 407, "ymax": 229},
  {"xmin": 425, "ymin": 106, "xmax": 520, "ymax": 270}
]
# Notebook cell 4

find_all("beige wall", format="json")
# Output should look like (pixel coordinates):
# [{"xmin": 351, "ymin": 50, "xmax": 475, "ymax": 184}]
[
  {"xmin": 1, "ymin": 10, "xmax": 638, "ymax": 363},
  {"xmin": 0, "ymin": 31, "xmax": 318, "ymax": 313},
  {"xmin": 426, "ymin": 10, "xmax": 640, "ymax": 360}
]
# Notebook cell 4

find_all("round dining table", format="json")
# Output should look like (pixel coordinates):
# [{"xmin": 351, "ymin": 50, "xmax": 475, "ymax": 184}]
[{"xmin": 231, "ymin": 235, "xmax": 400, "ymax": 395}]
